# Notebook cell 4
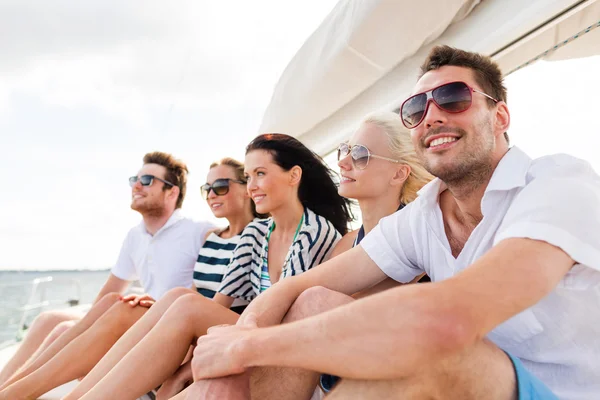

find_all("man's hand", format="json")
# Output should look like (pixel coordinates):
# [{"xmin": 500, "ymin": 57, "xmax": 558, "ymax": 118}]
[
  {"xmin": 120, "ymin": 293, "xmax": 155, "ymax": 308},
  {"xmin": 156, "ymin": 362, "xmax": 193, "ymax": 400},
  {"xmin": 192, "ymin": 315, "xmax": 259, "ymax": 380}
]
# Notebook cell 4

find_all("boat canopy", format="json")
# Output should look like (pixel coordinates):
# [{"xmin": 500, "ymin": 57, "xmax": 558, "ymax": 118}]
[{"xmin": 260, "ymin": 0, "xmax": 600, "ymax": 155}]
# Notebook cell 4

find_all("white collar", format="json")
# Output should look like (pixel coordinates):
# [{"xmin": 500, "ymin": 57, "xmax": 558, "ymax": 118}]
[
  {"xmin": 138, "ymin": 208, "xmax": 185, "ymax": 237},
  {"xmin": 416, "ymin": 146, "xmax": 531, "ymax": 210}
]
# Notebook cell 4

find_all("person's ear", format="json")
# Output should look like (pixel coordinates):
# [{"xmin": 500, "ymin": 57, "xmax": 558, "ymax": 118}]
[
  {"xmin": 391, "ymin": 164, "xmax": 410, "ymax": 187},
  {"xmin": 494, "ymin": 101, "xmax": 510, "ymax": 140},
  {"xmin": 168, "ymin": 185, "xmax": 180, "ymax": 202},
  {"xmin": 289, "ymin": 165, "xmax": 302, "ymax": 186}
]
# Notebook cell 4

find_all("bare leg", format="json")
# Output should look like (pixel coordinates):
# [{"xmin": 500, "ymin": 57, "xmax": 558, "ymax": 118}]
[
  {"xmin": 185, "ymin": 374, "xmax": 251, "ymax": 400},
  {"xmin": 0, "ymin": 309, "xmax": 81, "ymax": 386},
  {"xmin": 186, "ymin": 286, "xmax": 354, "ymax": 400},
  {"xmin": 69, "ymin": 293, "xmax": 239, "ymax": 400},
  {"xmin": 21, "ymin": 320, "xmax": 75, "ymax": 372},
  {"xmin": 251, "ymin": 287, "xmax": 354, "ymax": 400},
  {"xmin": 171, "ymin": 385, "xmax": 192, "ymax": 400},
  {"xmin": 0, "ymin": 293, "xmax": 120, "ymax": 390},
  {"xmin": 327, "ymin": 339, "xmax": 517, "ymax": 400},
  {"xmin": 64, "ymin": 287, "xmax": 197, "ymax": 399},
  {"xmin": 0, "ymin": 297, "xmax": 148, "ymax": 399}
]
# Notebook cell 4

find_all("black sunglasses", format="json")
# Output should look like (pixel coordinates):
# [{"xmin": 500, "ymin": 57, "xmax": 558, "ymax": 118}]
[
  {"xmin": 129, "ymin": 174, "xmax": 175, "ymax": 188},
  {"xmin": 400, "ymin": 81, "xmax": 498, "ymax": 129},
  {"xmin": 200, "ymin": 178, "xmax": 246, "ymax": 199},
  {"xmin": 337, "ymin": 142, "xmax": 400, "ymax": 170}
]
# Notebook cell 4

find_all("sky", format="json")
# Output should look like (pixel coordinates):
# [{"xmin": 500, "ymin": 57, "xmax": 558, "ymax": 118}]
[
  {"xmin": 0, "ymin": 0, "xmax": 339, "ymax": 270},
  {"xmin": 1, "ymin": 2, "xmax": 599, "ymax": 271}
]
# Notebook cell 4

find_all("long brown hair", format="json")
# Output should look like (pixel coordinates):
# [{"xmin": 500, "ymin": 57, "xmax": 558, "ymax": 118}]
[{"xmin": 246, "ymin": 134, "xmax": 352, "ymax": 235}]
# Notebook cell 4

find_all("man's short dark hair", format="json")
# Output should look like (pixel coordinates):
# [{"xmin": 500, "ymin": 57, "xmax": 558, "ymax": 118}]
[
  {"xmin": 419, "ymin": 46, "xmax": 509, "ymax": 144},
  {"xmin": 143, "ymin": 151, "xmax": 188, "ymax": 209}
]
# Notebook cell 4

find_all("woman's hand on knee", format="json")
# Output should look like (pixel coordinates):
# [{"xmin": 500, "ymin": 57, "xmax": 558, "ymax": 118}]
[{"xmin": 120, "ymin": 293, "xmax": 155, "ymax": 308}]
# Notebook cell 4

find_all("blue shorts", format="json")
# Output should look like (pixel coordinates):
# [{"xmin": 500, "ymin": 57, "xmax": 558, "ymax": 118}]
[
  {"xmin": 507, "ymin": 352, "xmax": 557, "ymax": 400},
  {"xmin": 319, "ymin": 353, "xmax": 557, "ymax": 399}
]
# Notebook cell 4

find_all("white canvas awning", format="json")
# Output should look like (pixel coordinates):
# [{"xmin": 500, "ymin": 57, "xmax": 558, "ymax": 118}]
[{"xmin": 260, "ymin": 0, "xmax": 600, "ymax": 155}]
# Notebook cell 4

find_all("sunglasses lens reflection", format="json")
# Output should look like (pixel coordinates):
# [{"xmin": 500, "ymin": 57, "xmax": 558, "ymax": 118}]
[
  {"xmin": 402, "ymin": 94, "xmax": 427, "ymax": 128},
  {"xmin": 401, "ymin": 81, "xmax": 473, "ymax": 128},
  {"xmin": 212, "ymin": 180, "xmax": 230, "ymax": 196},
  {"xmin": 139, "ymin": 175, "xmax": 153, "ymax": 186},
  {"xmin": 129, "ymin": 175, "xmax": 153, "ymax": 187},
  {"xmin": 201, "ymin": 179, "xmax": 230, "ymax": 199},
  {"xmin": 351, "ymin": 145, "xmax": 369, "ymax": 169},
  {"xmin": 433, "ymin": 82, "xmax": 472, "ymax": 113},
  {"xmin": 337, "ymin": 144, "xmax": 349, "ymax": 161}
]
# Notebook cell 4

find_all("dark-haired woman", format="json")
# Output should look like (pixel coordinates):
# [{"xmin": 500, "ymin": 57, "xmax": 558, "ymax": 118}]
[{"xmin": 63, "ymin": 134, "xmax": 352, "ymax": 400}]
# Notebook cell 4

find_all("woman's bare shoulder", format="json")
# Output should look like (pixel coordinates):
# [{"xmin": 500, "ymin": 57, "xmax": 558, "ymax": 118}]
[{"xmin": 330, "ymin": 229, "xmax": 360, "ymax": 258}]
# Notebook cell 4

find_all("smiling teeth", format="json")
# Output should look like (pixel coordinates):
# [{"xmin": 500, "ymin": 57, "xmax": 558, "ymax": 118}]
[{"xmin": 429, "ymin": 137, "xmax": 457, "ymax": 147}]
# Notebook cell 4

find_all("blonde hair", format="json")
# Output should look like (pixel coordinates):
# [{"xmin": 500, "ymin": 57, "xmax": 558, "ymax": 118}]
[
  {"xmin": 210, "ymin": 157, "xmax": 246, "ymax": 182},
  {"xmin": 361, "ymin": 111, "xmax": 433, "ymax": 204}
]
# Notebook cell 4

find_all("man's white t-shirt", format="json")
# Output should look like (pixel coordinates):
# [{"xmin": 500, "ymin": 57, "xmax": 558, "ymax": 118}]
[
  {"xmin": 111, "ymin": 209, "xmax": 214, "ymax": 300},
  {"xmin": 361, "ymin": 147, "xmax": 600, "ymax": 400}
]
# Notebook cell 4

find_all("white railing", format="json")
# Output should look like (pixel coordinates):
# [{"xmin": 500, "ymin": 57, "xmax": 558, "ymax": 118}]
[{"xmin": 0, "ymin": 276, "xmax": 82, "ymax": 348}]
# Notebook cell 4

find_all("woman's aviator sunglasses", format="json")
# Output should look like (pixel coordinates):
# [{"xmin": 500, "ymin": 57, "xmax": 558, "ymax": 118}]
[
  {"xmin": 201, "ymin": 178, "xmax": 246, "ymax": 199},
  {"xmin": 129, "ymin": 174, "xmax": 175, "ymax": 188},
  {"xmin": 400, "ymin": 81, "xmax": 498, "ymax": 129},
  {"xmin": 337, "ymin": 143, "xmax": 400, "ymax": 170}
]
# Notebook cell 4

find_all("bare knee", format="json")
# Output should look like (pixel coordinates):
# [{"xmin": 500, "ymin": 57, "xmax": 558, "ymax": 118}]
[
  {"xmin": 169, "ymin": 293, "xmax": 209, "ymax": 320},
  {"xmin": 96, "ymin": 292, "xmax": 122, "ymax": 307},
  {"xmin": 284, "ymin": 287, "xmax": 353, "ymax": 323},
  {"xmin": 31, "ymin": 310, "xmax": 79, "ymax": 333},
  {"xmin": 97, "ymin": 300, "xmax": 148, "ymax": 332},
  {"xmin": 160, "ymin": 287, "xmax": 197, "ymax": 304},
  {"xmin": 45, "ymin": 320, "xmax": 76, "ymax": 343},
  {"xmin": 166, "ymin": 293, "xmax": 237, "ymax": 328}
]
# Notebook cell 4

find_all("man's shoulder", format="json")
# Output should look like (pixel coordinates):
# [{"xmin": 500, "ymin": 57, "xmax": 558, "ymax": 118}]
[
  {"xmin": 528, "ymin": 153, "xmax": 597, "ymax": 182},
  {"xmin": 381, "ymin": 200, "xmax": 419, "ymax": 225},
  {"xmin": 173, "ymin": 217, "xmax": 216, "ymax": 232},
  {"xmin": 123, "ymin": 221, "xmax": 145, "ymax": 240}
]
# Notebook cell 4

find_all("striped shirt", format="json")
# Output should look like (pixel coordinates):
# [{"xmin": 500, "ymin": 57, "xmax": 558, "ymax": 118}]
[
  {"xmin": 218, "ymin": 207, "xmax": 341, "ymax": 302},
  {"xmin": 193, "ymin": 230, "xmax": 249, "ymax": 313}
]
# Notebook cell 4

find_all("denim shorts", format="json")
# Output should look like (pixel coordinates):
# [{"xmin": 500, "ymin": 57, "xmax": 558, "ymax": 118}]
[{"xmin": 319, "ymin": 353, "xmax": 557, "ymax": 399}]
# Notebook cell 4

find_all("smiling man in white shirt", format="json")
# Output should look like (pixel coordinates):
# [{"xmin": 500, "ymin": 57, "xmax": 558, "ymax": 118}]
[
  {"xmin": 0, "ymin": 151, "xmax": 213, "ymax": 398},
  {"xmin": 185, "ymin": 46, "xmax": 600, "ymax": 400}
]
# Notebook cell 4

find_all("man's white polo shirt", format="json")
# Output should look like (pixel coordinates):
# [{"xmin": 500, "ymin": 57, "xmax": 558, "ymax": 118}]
[
  {"xmin": 361, "ymin": 147, "xmax": 600, "ymax": 400},
  {"xmin": 111, "ymin": 209, "xmax": 214, "ymax": 300}
]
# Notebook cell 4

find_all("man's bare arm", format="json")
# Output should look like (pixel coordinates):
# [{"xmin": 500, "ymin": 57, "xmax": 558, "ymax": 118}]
[
  {"xmin": 232, "ymin": 238, "xmax": 574, "ymax": 379},
  {"xmin": 92, "ymin": 273, "xmax": 130, "ymax": 304},
  {"xmin": 238, "ymin": 245, "xmax": 388, "ymax": 327}
]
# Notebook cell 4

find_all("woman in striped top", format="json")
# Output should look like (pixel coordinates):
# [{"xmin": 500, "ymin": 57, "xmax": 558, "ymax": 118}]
[
  {"xmin": 192, "ymin": 157, "xmax": 263, "ymax": 314},
  {"xmin": 60, "ymin": 157, "xmax": 259, "ymax": 400},
  {"xmin": 65, "ymin": 134, "xmax": 353, "ymax": 400}
]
